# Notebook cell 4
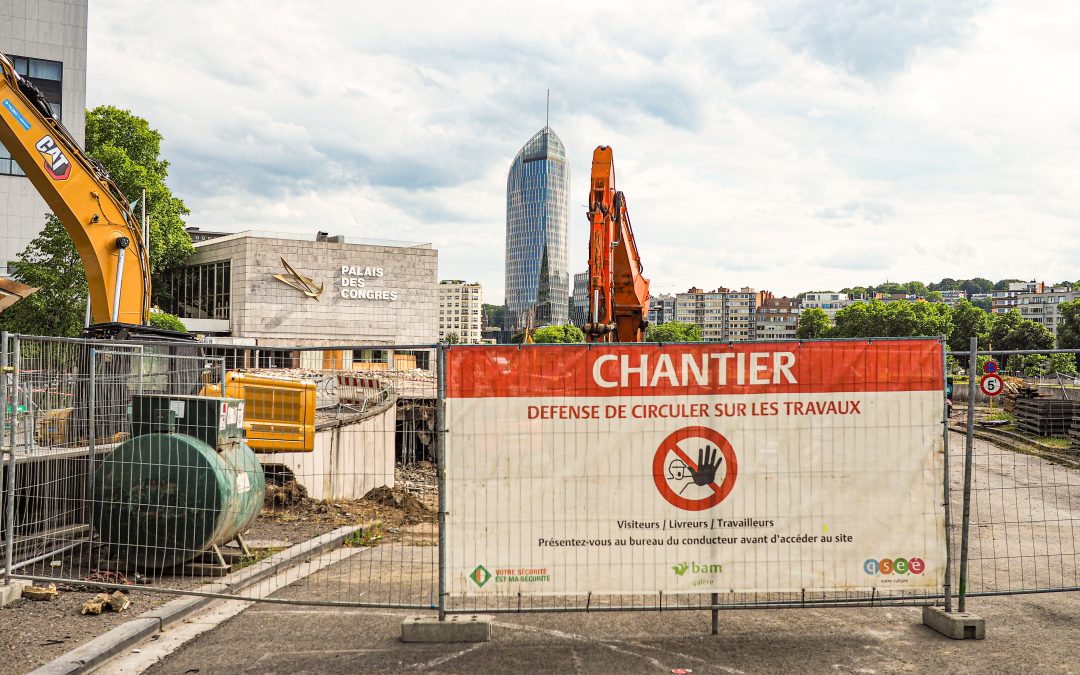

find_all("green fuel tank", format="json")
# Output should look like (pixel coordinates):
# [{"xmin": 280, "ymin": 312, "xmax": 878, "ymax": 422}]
[{"xmin": 91, "ymin": 431, "xmax": 265, "ymax": 571}]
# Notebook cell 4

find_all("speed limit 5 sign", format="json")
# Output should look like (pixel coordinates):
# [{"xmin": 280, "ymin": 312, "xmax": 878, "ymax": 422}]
[{"xmin": 980, "ymin": 373, "xmax": 1004, "ymax": 396}]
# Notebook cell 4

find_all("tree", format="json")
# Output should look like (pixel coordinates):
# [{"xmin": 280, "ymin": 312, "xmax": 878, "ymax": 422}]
[
  {"xmin": 903, "ymin": 281, "xmax": 929, "ymax": 297},
  {"xmin": 796, "ymin": 308, "xmax": 831, "ymax": 339},
  {"xmin": 930, "ymin": 278, "xmax": 961, "ymax": 292},
  {"xmin": 1019, "ymin": 353, "xmax": 1078, "ymax": 377},
  {"xmin": 148, "ymin": 310, "xmax": 187, "ymax": 333},
  {"xmin": 0, "ymin": 215, "xmax": 88, "ymax": 336},
  {"xmin": 1049, "ymin": 352, "xmax": 1079, "ymax": 376},
  {"xmin": 948, "ymin": 300, "xmax": 990, "ymax": 351},
  {"xmin": 959, "ymin": 278, "xmax": 994, "ymax": 295},
  {"xmin": 926, "ymin": 291, "xmax": 944, "ymax": 303},
  {"xmin": 482, "ymin": 304, "xmax": 505, "ymax": 328},
  {"xmin": 971, "ymin": 297, "xmax": 992, "ymax": 312},
  {"xmin": 832, "ymin": 300, "xmax": 951, "ymax": 339},
  {"xmin": 532, "ymin": 324, "xmax": 585, "ymax": 343},
  {"xmin": 989, "ymin": 310, "xmax": 1053, "ymax": 369},
  {"xmin": 646, "ymin": 321, "xmax": 702, "ymax": 343},
  {"xmin": 1056, "ymin": 299, "xmax": 1080, "ymax": 350},
  {"xmin": 993, "ymin": 278, "xmax": 1024, "ymax": 291},
  {"xmin": 85, "ymin": 105, "xmax": 193, "ymax": 303},
  {"xmin": 442, "ymin": 332, "xmax": 461, "ymax": 344}
]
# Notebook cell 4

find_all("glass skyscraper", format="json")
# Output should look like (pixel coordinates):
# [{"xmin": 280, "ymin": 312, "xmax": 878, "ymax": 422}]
[{"xmin": 504, "ymin": 126, "xmax": 570, "ymax": 332}]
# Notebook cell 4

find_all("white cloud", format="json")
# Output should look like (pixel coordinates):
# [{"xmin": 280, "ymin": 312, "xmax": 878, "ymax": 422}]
[{"xmin": 88, "ymin": 0, "xmax": 1080, "ymax": 302}]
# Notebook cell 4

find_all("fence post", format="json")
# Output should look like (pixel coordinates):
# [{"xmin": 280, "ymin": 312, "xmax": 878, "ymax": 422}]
[
  {"xmin": 436, "ymin": 342, "xmax": 447, "ymax": 621},
  {"xmin": 958, "ymin": 336, "xmax": 978, "ymax": 612},
  {"xmin": 941, "ymin": 339, "xmax": 953, "ymax": 613},
  {"xmin": 711, "ymin": 592, "xmax": 719, "ymax": 635},
  {"xmin": 2, "ymin": 332, "xmax": 12, "ymax": 584},
  {"xmin": 88, "ymin": 347, "xmax": 96, "ymax": 488}
]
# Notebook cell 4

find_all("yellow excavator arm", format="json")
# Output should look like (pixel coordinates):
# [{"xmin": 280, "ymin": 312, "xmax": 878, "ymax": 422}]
[{"xmin": 0, "ymin": 51, "xmax": 149, "ymax": 326}]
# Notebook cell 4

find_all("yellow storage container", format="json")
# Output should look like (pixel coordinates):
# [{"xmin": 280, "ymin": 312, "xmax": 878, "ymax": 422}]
[{"xmin": 201, "ymin": 372, "xmax": 316, "ymax": 453}]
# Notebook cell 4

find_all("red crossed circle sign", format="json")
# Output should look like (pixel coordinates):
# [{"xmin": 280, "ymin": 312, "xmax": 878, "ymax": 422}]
[{"xmin": 652, "ymin": 426, "xmax": 738, "ymax": 511}]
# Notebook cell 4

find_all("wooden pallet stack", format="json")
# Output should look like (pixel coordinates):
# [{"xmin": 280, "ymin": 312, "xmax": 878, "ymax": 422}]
[
  {"xmin": 1069, "ymin": 419, "xmax": 1080, "ymax": 452},
  {"xmin": 1002, "ymin": 378, "xmax": 1040, "ymax": 413},
  {"xmin": 1014, "ymin": 398, "xmax": 1076, "ymax": 436}
]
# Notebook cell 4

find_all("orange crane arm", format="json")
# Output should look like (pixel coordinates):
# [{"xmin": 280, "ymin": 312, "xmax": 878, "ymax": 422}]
[
  {"xmin": 0, "ymin": 52, "xmax": 150, "ymax": 327},
  {"xmin": 584, "ymin": 146, "xmax": 650, "ymax": 343}
]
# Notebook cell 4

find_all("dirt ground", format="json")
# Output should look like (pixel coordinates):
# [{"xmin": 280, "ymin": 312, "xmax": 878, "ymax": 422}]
[{"xmin": 0, "ymin": 463, "xmax": 436, "ymax": 674}]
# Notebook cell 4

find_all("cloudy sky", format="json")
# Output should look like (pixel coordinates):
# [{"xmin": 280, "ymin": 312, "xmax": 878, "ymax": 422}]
[{"xmin": 88, "ymin": 1, "xmax": 1080, "ymax": 302}]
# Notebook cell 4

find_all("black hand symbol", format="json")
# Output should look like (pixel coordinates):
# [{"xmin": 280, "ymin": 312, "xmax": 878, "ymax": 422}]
[{"xmin": 690, "ymin": 445, "xmax": 721, "ymax": 486}]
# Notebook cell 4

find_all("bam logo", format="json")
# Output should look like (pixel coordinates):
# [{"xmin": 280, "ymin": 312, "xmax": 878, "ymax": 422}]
[
  {"xmin": 672, "ymin": 561, "xmax": 722, "ymax": 576},
  {"xmin": 35, "ymin": 136, "xmax": 70, "ymax": 180}
]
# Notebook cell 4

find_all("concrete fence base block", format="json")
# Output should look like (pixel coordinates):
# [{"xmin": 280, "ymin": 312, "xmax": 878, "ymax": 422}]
[
  {"xmin": 401, "ymin": 615, "xmax": 492, "ymax": 643},
  {"xmin": 0, "ymin": 580, "xmax": 29, "ymax": 607},
  {"xmin": 922, "ymin": 605, "xmax": 986, "ymax": 640}
]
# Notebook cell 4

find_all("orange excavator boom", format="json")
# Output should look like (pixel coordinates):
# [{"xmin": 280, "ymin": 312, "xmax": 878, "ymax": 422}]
[
  {"xmin": 583, "ymin": 146, "xmax": 650, "ymax": 343},
  {"xmin": 0, "ymin": 51, "xmax": 150, "ymax": 328}
]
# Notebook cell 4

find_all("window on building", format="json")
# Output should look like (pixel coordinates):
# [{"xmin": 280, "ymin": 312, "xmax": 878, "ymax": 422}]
[
  {"xmin": 166, "ymin": 260, "xmax": 231, "ymax": 320},
  {"xmin": 1, "ymin": 55, "xmax": 64, "ymax": 177}
]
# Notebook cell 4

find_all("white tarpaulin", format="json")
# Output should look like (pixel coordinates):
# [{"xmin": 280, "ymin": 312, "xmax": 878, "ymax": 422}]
[{"xmin": 444, "ymin": 340, "xmax": 946, "ymax": 596}]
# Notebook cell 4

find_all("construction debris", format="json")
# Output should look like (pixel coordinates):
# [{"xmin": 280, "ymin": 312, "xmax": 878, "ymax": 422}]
[
  {"xmin": 264, "ymin": 480, "xmax": 309, "ymax": 508},
  {"xmin": 1002, "ymin": 376, "xmax": 1040, "ymax": 413},
  {"xmin": 21, "ymin": 583, "xmax": 58, "ymax": 601},
  {"xmin": 80, "ymin": 591, "xmax": 130, "ymax": 615}
]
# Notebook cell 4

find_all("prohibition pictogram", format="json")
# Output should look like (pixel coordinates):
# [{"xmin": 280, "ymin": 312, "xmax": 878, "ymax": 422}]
[{"xmin": 652, "ymin": 426, "xmax": 738, "ymax": 511}]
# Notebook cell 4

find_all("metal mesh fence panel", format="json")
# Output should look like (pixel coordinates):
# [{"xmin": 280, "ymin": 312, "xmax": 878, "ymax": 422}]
[
  {"xmin": 442, "ymin": 339, "xmax": 951, "ymax": 613},
  {"xmin": 4, "ymin": 337, "xmax": 438, "ymax": 611},
  {"xmin": 6, "ymin": 335, "xmax": 1075, "ymax": 615},
  {"xmin": 948, "ymin": 348, "xmax": 1080, "ymax": 598}
]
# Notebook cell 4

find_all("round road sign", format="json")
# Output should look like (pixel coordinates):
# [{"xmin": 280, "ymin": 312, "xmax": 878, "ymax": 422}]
[
  {"xmin": 652, "ymin": 426, "xmax": 738, "ymax": 512},
  {"xmin": 984, "ymin": 360, "xmax": 999, "ymax": 374},
  {"xmin": 980, "ymin": 373, "xmax": 1004, "ymax": 396}
]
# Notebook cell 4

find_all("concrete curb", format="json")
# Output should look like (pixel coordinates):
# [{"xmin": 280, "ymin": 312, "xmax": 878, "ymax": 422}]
[{"xmin": 29, "ymin": 524, "xmax": 364, "ymax": 675}]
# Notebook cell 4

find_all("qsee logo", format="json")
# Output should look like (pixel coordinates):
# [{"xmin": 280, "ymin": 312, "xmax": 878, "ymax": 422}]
[
  {"xmin": 35, "ymin": 135, "xmax": 71, "ymax": 180},
  {"xmin": 863, "ymin": 557, "xmax": 926, "ymax": 575}
]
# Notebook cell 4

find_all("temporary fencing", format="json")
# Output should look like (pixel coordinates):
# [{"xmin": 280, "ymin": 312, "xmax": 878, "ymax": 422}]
[
  {"xmin": 0, "ymin": 334, "xmax": 1076, "ymax": 626},
  {"xmin": 946, "ymin": 342, "xmax": 1080, "ymax": 604},
  {"xmin": 2, "ymin": 335, "xmax": 439, "ymax": 609},
  {"xmin": 441, "ymin": 338, "xmax": 950, "ymax": 615}
]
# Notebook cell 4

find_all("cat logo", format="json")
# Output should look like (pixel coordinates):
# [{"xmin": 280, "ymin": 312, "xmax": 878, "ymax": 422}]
[{"xmin": 35, "ymin": 135, "xmax": 70, "ymax": 180}]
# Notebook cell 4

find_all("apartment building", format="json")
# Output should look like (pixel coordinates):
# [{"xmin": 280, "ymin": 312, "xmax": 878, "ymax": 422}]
[
  {"xmin": 940, "ymin": 290, "xmax": 968, "ymax": 306},
  {"xmin": 755, "ymin": 296, "xmax": 801, "ymax": 340},
  {"xmin": 647, "ymin": 294, "xmax": 676, "ymax": 326},
  {"xmin": 1017, "ymin": 286, "xmax": 1079, "ymax": 339},
  {"xmin": 438, "ymin": 280, "xmax": 483, "ymax": 343},
  {"xmin": 675, "ymin": 287, "xmax": 772, "ymax": 342},
  {"xmin": 992, "ymin": 281, "xmax": 1044, "ymax": 314},
  {"xmin": 801, "ymin": 292, "xmax": 851, "ymax": 321}
]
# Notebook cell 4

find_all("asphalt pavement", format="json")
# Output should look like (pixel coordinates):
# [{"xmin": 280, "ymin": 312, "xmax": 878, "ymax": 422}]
[{"xmin": 138, "ymin": 592, "xmax": 1079, "ymax": 674}]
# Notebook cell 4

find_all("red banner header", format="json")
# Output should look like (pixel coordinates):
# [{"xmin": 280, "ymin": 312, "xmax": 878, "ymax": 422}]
[{"xmin": 445, "ymin": 340, "xmax": 943, "ymax": 399}]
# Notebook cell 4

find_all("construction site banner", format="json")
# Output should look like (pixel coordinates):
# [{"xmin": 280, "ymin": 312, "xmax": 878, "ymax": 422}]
[{"xmin": 444, "ymin": 340, "xmax": 946, "ymax": 596}]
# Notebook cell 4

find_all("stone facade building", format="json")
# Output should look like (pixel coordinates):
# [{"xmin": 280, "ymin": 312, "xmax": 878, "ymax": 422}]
[{"xmin": 167, "ymin": 231, "xmax": 438, "ymax": 350}]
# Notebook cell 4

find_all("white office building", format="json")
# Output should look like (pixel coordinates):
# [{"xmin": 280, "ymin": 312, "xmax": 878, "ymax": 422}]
[
  {"xmin": 438, "ymin": 280, "xmax": 484, "ymax": 343},
  {"xmin": 0, "ymin": 0, "xmax": 88, "ymax": 273}
]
